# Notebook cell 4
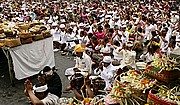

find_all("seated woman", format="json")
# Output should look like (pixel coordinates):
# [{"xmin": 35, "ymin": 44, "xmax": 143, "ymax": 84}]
[
  {"xmin": 92, "ymin": 38, "xmax": 113, "ymax": 65},
  {"xmin": 86, "ymin": 35, "xmax": 99, "ymax": 54},
  {"xmin": 95, "ymin": 37, "xmax": 112, "ymax": 56}
]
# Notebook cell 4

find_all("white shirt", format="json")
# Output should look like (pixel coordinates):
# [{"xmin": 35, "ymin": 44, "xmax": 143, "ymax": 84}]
[
  {"xmin": 121, "ymin": 50, "xmax": 136, "ymax": 68},
  {"xmin": 113, "ymin": 47, "xmax": 123, "ymax": 62},
  {"xmin": 51, "ymin": 28, "xmax": 60, "ymax": 41},
  {"xmin": 140, "ymin": 52, "xmax": 154, "ymax": 63},
  {"xmin": 59, "ymin": 31, "xmax": 67, "ymax": 44},
  {"xmin": 46, "ymin": 24, "xmax": 51, "ymax": 30},
  {"xmin": 94, "ymin": 64, "xmax": 116, "ymax": 90},
  {"xmin": 118, "ymin": 31, "xmax": 129, "ymax": 43},
  {"xmin": 66, "ymin": 32, "xmax": 76, "ymax": 48},
  {"xmin": 41, "ymin": 93, "xmax": 58, "ymax": 105},
  {"xmin": 95, "ymin": 44, "xmax": 112, "ymax": 54},
  {"xmin": 75, "ymin": 52, "xmax": 92, "ymax": 74},
  {"xmin": 159, "ymin": 36, "xmax": 169, "ymax": 49},
  {"xmin": 67, "ymin": 32, "xmax": 76, "ymax": 41},
  {"xmin": 145, "ymin": 24, "xmax": 154, "ymax": 40}
]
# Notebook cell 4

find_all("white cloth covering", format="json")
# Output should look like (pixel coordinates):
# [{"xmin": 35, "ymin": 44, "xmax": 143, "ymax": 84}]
[{"xmin": 9, "ymin": 37, "xmax": 55, "ymax": 80}]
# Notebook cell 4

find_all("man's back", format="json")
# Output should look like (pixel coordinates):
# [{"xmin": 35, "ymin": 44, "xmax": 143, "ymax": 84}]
[{"xmin": 41, "ymin": 93, "xmax": 59, "ymax": 105}]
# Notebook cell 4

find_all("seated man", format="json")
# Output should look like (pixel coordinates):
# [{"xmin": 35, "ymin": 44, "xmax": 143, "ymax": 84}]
[
  {"xmin": 65, "ymin": 73, "xmax": 86, "ymax": 101},
  {"xmin": 65, "ymin": 44, "xmax": 92, "ymax": 79},
  {"xmin": 94, "ymin": 56, "xmax": 117, "ymax": 90},
  {"xmin": 24, "ymin": 80, "xmax": 58, "ymax": 105},
  {"xmin": 84, "ymin": 76, "xmax": 106, "ymax": 98},
  {"xmin": 41, "ymin": 66, "xmax": 62, "ymax": 98},
  {"xmin": 120, "ymin": 41, "xmax": 137, "ymax": 69}
]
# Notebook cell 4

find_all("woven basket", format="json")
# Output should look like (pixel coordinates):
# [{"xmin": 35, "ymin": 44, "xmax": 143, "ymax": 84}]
[
  {"xmin": 4, "ymin": 38, "xmax": 21, "ymax": 47},
  {"xmin": 18, "ymin": 24, "xmax": 30, "ymax": 30},
  {"xmin": 145, "ymin": 65, "xmax": 180, "ymax": 83},
  {"xmin": 32, "ymin": 34, "xmax": 44, "ymax": 41},
  {"xmin": 18, "ymin": 33, "xmax": 32, "ymax": 39},
  {"xmin": 20, "ymin": 37, "xmax": 32, "ymax": 44},
  {"xmin": 0, "ymin": 29, "xmax": 4, "ymax": 34},
  {"xmin": 147, "ymin": 89, "xmax": 178, "ymax": 105},
  {"xmin": 42, "ymin": 31, "xmax": 52, "ymax": 38},
  {"xmin": 154, "ymin": 69, "xmax": 180, "ymax": 83},
  {"xmin": 32, "ymin": 30, "xmax": 41, "ymax": 34},
  {"xmin": 4, "ymin": 31, "xmax": 14, "ymax": 37},
  {"xmin": 130, "ymin": 87, "xmax": 149, "ymax": 105}
]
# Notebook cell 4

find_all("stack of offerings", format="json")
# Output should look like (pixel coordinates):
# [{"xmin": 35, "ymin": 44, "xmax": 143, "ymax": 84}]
[
  {"xmin": 0, "ymin": 21, "xmax": 52, "ymax": 47},
  {"xmin": 18, "ymin": 23, "xmax": 32, "ymax": 44},
  {"xmin": 105, "ymin": 70, "xmax": 157, "ymax": 105},
  {"xmin": 3, "ymin": 25, "xmax": 21, "ymax": 47},
  {"xmin": 144, "ymin": 55, "xmax": 180, "ymax": 104},
  {"xmin": 29, "ymin": 23, "xmax": 44, "ymax": 41}
]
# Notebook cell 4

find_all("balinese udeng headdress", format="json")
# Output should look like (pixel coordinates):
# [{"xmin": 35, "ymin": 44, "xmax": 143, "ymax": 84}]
[{"xmin": 33, "ymin": 84, "xmax": 48, "ymax": 93}]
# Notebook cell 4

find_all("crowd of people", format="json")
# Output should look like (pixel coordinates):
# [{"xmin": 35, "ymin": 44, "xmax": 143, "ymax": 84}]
[{"xmin": 0, "ymin": 0, "xmax": 179, "ymax": 104}]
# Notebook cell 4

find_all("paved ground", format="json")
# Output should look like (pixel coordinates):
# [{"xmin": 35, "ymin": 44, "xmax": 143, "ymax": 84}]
[{"xmin": 0, "ymin": 50, "xmax": 75, "ymax": 105}]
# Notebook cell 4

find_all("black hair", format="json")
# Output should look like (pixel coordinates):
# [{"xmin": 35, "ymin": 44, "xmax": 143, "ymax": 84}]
[
  {"xmin": 38, "ymin": 70, "xmax": 45, "ymax": 76},
  {"xmin": 68, "ymin": 28, "xmax": 73, "ymax": 32},
  {"xmin": 40, "ymin": 26, "xmax": 47, "ymax": 31},
  {"xmin": 114, "ymin": 25, "xmax": 119, "ymax": 30},
  {"xmin": 128, "ymin": 24, "xmax": 132, "ymax": 28},
  {"xmin": 92, "ymin": 77, "xmax": 105, "ymax": 90},
  {"xmin": 138, "ymin": 27, "xmax": 142, "ymax": 33},
  {"xmin": 92, "ymin": 77, "xmax": 104, "ymax": 83},
  {"xmin": 126, "ymin": 15, "xmax": 130, "ymax": 20},
  {"xmin": 43, "ymin": 66, "xmax": 51, "ymax": 73},
  {"xmin": 151, "ymin": 30, "xmax": 157, "ymax": 37},
  {"xmin": 70, "ymin": 73, "xmax": 84, "ymax": 87},
  {"xmin": 114, "ymin": 40, "xmax": 120, "ymax": 46},
  {"xmin": 98, "ymin": 26, "xmax": 103, "ymax": 30},
  {"xmin": 164, "ymin": 27, "xmax": 168, "ymax": 32},
  {"xmin": 109, "ymin": 28, "xmax": 114, "ymax": 33},
  {"xmin": 142, "ymin": 15, "xmax": 146, "ymax": 21},
  {"xmin": 122, "ymin": 65, "xmax": 133, "ymax": 72},
  {"xmin": 103, "ymin": 37, "xmax": 109, "ymax": 43},
  {"xmin": 70, "ymin": 73, "xmax": 84, "ymax": 81},
  {"xmin": 148, "ymin": 18, "xmax": 152, "ymax": 24},
  {"xmin": 88, "ymin": 33, "xmax": 93, "ymax": 38},
  {"xmin": 104, "ymin": 24, "xmax": 110, "ymax": 28},
  {"xmin": 91, "ymin": 35, "xmax": 98, "ymax": 40},
  {"xmin": 80, "ymin": 31, "xmax": 85, "ymax": 36}
]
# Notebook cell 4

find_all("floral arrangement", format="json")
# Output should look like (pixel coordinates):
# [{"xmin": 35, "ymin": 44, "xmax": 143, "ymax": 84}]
[
  {"xmin": 145, "ymin": 55, "xmax": 180, "ymax": 83},
  {"xmin": 148, "ymin": 85, "xmax": 180, "ymax": 105},
  {"xmin": 150, "ymin": 54, "xmax": 178, "ymax": 71},
  {"xmin": 120, "ymin": 70, "xmax": 156, "ymax": 91},
  {"xmin": 105, "ymin": 70, "xmax": 157, "ymax": 104}
]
